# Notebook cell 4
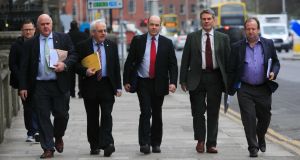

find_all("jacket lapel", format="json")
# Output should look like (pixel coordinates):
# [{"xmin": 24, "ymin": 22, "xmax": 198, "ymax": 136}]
[
  {"xmin": 103, "ymin": 40, "xmax": 110, "ymax": 67},
  {"xmin": 52, "ymin": 32, "xmax": 59, "ymax": 49},
  {"xmin": 195, "ymin": 30, "xmax": 202, "ymax": 55}
]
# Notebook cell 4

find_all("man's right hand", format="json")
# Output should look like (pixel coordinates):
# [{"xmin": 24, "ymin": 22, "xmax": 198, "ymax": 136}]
[
  {"xmin": 124, "ymin": 83, "xmax": 131, "ymax": 92},
  {"xmin": 86, "ymin": 68, "xmax": 96, "ymax": 77},
  {"xmin": 19, "ymin": 90, "xmax": 28, "ymax": 101}
]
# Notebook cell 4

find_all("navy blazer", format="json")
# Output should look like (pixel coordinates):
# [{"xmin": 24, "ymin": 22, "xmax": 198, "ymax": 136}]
[
  {"xmin": 123, "ymin": 33, "xmax": 178, "ymax": 96},
  {"xmin": 19, "ymin": 32, "xmax": 78, "ymax": 93},
  {"xmin": 74, "ymin": 38, "xmax": 121, "ymax": 98},
  {"xmin": 228, "ymin": 37, "xmax": 280, "ymax": 95}
]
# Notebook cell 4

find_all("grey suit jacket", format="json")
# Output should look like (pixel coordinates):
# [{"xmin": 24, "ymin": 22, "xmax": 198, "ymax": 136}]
[{"xmin": 180, "ymin": 29, "xmax": 231, "ymax": 92}]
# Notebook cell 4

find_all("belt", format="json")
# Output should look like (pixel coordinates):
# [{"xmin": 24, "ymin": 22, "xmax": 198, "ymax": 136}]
[
  {"xmin": 36, "ymin": 80, "xmax": 57, "ymax": 83},
  {"xmin": 201, "ymin": 68, "xmax": 220, "ymax": 73},
  {"xmin": 241, "ymin": 82, "xmax": 266, "ymax": 87}
]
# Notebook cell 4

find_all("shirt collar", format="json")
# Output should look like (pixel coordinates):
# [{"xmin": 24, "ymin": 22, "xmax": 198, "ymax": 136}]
[
  {"xmin": 93, "ymin": 39, "xmax": 104, "ymax": 46},
  {"xmin": 147, "ymin": 33, "xmax": 159, "ymax": 41},
  {"xmin": 40, "ymin": 32, "xmax": 53, "ymax": 40},
  {"xmin": 246, "ymin": 37, "xmax": 261, "ymax": 44},
  {"xmin": 202, "ymin": 29, "xmax": 214, "ymax": 37}
]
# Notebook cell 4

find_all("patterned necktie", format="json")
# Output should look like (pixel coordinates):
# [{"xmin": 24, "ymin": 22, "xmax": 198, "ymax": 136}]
[
  {"xmin": 96, "ymin": 43, "xmax": 102, "ymax": 80},
  {"xmin": 44, "ymin": 37, "xmax": 51, "ymax": 74},
  {"xmin": 149, "ymin": 36, "xmax": 156, "ymax": 79},
  {"xmin": 205, "ymin": 33, "xmax": 213, "ymax": 70}
]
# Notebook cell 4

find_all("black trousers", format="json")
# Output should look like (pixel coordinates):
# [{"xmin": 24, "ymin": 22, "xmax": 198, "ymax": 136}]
[
  {"xmin": 237, "ymin": 82, "xmax": 271, "ymax": 151},
  {"xmin": 69, "ymin": 69, "xmax": 76, "ymax": 97},
  {"xmin": 189, "ymin": 70, "xmax": 223, "ymax": 147},
  {"xmin": 33, "ymin": 81, "xmax": 70, "ymax": 150},
  {"xmin": 22, "ymin": 95, "xmax": 39, "ymax": 137},
  {"xmin": 83, "ymin": 78, "xmax": 115, "ymax": 150},
  {"xmin": 137, "ymin": 78, "xmax": 164, "ymax": 147}
]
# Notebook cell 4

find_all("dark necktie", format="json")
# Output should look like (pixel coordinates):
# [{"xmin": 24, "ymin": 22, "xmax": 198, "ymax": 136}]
[
  {"xmin": 96, "ymin": 43, "xmax": 102, "ymax": 80},
  {"xmin": 149, "ymin": 36, "xmax": 156, "ymax": 79},
  {"xmin": 205, "ymin": 33, "xmax": 213, "ymax": 70}
]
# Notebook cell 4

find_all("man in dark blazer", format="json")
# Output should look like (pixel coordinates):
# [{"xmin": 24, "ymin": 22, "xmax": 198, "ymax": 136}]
[
  {"xmin": 123, "ymin": 15, "xmax": 178, "ymax": 154},
  {"xmin": 74, "ymin": 19, "xmax": 121, "ymax": 157},
  {"xmin": 9, "ymin": 19, "xmax": 39, "ymax": 143},
  {"xmin": 228, "ymin": 17, "xmax": 280, "ymax": 157},
  {"xmin": 180, "ymin": 9, "xmax": 230, "ymax": 154},
  {"xmin": 19, "ymin": 14, "xmax": 78, "ymax": 158}
]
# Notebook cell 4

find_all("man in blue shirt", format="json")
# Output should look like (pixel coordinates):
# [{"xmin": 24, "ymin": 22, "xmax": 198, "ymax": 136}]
[{"xmin": 229, "ymin": 17, "xmax": 280, "ymax": 157}]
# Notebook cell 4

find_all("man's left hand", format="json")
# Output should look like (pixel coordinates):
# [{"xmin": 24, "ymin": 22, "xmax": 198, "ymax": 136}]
[
  {"xmin": 269, "ymin": 72, "xmax": 275, "ymax": 80},
  {"xmin": 115, "ymin": 90, "xmax": 122, "ymax": 97},
  {"xmin": 54, "ymin": 62, "xmax": 66, "ymax": 72},
  {"xmin": 169, "ymin": 84, "xmax": 176, "ymax": 93}
]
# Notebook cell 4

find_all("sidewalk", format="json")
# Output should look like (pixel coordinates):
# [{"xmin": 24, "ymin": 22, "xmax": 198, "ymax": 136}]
[{"xmin": 0, "ymin": 92, "xmax": 299, "ymax": 160}]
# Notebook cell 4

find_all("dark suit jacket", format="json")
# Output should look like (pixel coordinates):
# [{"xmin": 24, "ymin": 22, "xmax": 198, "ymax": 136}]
[
  {"xmin": 74, "ymin": 38, "xmax": 121, "ymax": 98},
  {"xmin": 19, "ymin": 32, "xmax": 78, "ymax": 93},
  {"xmin": 9, "ymin": 36, "xmax": 25, "ymax": 89},
  {"xmin": 123, "ymin": 33, "xmax": 178, "ymax": 96},
  {"xmin": 180, "ymin": 30, "xmax": 231, "ymax": 92},
  {"xmin": 228, "ymin": 37, "xmax": 280, "ymax": 95}
]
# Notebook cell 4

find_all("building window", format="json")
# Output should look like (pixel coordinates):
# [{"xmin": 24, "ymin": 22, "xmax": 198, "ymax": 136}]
[
  {"xmin": 169, "ymin": 4, "xmax": 175, "ymax": 13},
  {"xmin": 191, "ymin": 4, "xmax": 196, "ymax": 14},
  {"xmin": 144, "ymin": 0, "xmax": 149, "ymax": 12},
  {"xmin": 128, "ymin": 0, "xmax": 136, "ymax": 13},
  {"xmin": 159, "ymin": 3, "xmax": 164, "ymax": 14},
  {"xmin": 180, "ymin": 4, "xmax": 185, "ymax": 15}
]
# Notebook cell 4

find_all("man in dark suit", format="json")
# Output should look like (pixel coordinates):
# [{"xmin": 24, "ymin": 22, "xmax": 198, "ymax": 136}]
[
  {"xmin": 74, "ymin": 19, "xmax": 121, "ymax": 157},
  {"xmin": 123, "ymin": 15, "xmax": 178, "ymax": 154},
  {"xmin": 228, "ymin": 17, "xmax": 280, "ymax": 157},
  {"xmin": 180, "ymin": 9, "xmax": 230, "ymax": 154},
  {"xmin": 19, "ymin": 14, "xmax": 78, "ymax": 159},
  {"xmin": 68, "ymin": 20, "xmax": 89, "ymax": 98},
  {"xmin": 9, "ymin": 19, "xmax": 39, "ymax": 142}
]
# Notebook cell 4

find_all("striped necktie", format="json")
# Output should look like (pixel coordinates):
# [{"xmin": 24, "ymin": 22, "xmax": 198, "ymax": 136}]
[{"xmin": 96, "ymin": 43, "xmax": 102, "ymax": 80}]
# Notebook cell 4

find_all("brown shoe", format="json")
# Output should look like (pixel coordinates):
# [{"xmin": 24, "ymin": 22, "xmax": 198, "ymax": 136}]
[
  {"xmin": 40, "ymin": 150, "xmax": 54, "ymax": 159},
  {"xmin": 207, "ymin": 146, "xmax": 218, "ymax": 153},
  {"xmin": 55, "ymin": 137, "xmax": 64, "ymax": 153},
  {"xmin": 196, "ymin": 141, "xmax": 205, "ymax": 153}
]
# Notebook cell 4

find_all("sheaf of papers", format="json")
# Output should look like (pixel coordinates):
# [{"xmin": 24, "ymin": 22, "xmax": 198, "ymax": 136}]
[
  {"xmin": 81, "ymin": 53, "xmax": 101, "ymax": 71},
  {"xmin": 49, "ymin": 49, "xmax": 68, "ymax": 68},
  {"xmin": 266, "ymin": 58, "xmax": 272, "ymax": 78}
]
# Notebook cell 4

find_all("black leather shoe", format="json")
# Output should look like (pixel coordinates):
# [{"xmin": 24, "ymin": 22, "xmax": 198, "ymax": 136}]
[
  {"xmin": 152, "ymin": 146, "xmax": 161, "ymax": 153},
  {"xmin": 90, "ymin": 149, "xmax": 100, "ymax": 155},
  {"xmin": 249, "ymin": 148, "xmax": 258, "ymax": 157},
  {"xmin": 140, "ymin": 144, "xmax": 150, "ymax": 154},
  {"xmin": 258, "ymin": 137, "xmax": 266, "ymax": 152},
  {"xmin": 104, "ymin": 144, "xmax": 115, "ymax": 157}
]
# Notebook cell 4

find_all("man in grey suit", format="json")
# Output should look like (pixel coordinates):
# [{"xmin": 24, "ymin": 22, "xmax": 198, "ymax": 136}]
[{"xmin": 180, "ymin": 9, "xmax": 230, "ymax": 154}]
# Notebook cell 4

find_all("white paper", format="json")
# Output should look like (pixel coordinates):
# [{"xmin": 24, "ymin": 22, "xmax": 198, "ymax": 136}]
[
  {"xmin": 49, "ymin": 49, "xmax": 59, "ymax": 68},
  {"xmin": 266, "ymin": 58, "xmax": 272, "ymax": 78}
]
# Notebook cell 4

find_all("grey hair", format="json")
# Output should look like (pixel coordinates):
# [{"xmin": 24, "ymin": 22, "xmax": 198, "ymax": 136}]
[
  {"xmin": 200, "ymin": 8, "xmax": 215, "ymax": 18},
  {"xmin": 90, "ymin": 19, "xmax": 106, "ymax": 32}
]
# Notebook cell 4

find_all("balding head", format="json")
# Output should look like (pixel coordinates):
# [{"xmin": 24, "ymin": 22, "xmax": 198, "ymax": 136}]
[
  {"xmin": 37, "ymin": 14, "xmax": 53, "ymax": 37},
  {"xmin": 147, "ymin": 15, "xmax": 161, "ymax": 36}
]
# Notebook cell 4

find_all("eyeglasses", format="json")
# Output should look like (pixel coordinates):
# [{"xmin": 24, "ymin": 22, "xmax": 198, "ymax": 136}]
[
  {"xmin": 23, "ymin": 29, "xmax": 35, "ymax": 32},
  {"xmin": 94, "ymin": 29, "xmax": 107, "ymax": 33}
]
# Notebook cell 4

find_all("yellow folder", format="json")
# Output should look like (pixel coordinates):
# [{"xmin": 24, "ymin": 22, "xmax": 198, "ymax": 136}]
[{"xmin": 81, "ymin": 53, "xmax": 101, "ymax": 71}]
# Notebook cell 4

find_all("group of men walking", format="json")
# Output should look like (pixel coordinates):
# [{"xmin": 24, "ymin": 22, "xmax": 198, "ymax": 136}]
[{"xmin": 9, "ymin": 8, "xmax": 280, "ymax": 159}]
